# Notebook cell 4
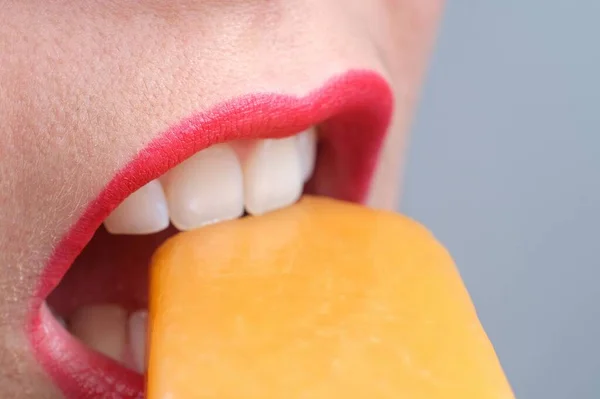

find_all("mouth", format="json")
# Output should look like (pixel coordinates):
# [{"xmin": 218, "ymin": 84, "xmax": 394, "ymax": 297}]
[{"xmin": 26, "ymin": 70, "xmax": 393, "ymax": 398}]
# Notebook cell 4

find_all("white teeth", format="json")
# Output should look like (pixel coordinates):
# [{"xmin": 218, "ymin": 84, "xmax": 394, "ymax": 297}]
[
  {"xmin": 70, "ymin": 132, "xmax": 317, "ymax": 368},
  {"xmin": 103, "ymin": 180, "xmax": 169, "ymax": 235},
  {"xmin": 103, "ymin": 130, "xmax": 316, "ymax": 235},
  {"xmin": 296, "ymin": 128, "xmax": 317, "ymax": 182},
  {"xmin": 242, "ymin": 136, "xmax": 304, "ymax": 216},
  {"xmin": 128, "ymin": 310, "xmax": 148, "ymax": 373},
  {"xmin": 68, "ymin": 305, "xmax": 128, "ymax": 364},
  {"xmin": 163, "ymin": 144, "xmax": 244, "ymax": 231}
]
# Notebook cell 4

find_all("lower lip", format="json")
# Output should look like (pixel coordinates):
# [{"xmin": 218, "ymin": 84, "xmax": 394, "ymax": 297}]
[{"xmin": 27, "ymin": 69, "xmax": 393, "ymax": 398}]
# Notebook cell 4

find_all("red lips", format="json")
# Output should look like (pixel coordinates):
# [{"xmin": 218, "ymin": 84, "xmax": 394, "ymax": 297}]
[{"xmin": 27, "ymin": 70, "xmax": 394, "ymax": 398}]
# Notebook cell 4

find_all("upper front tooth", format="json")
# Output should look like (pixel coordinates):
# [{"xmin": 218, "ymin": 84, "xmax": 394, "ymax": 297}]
[
  {"xmin": 163, "ymin": 143, "xmax": 244, "ymax": 231},
  {"xmin": 296, "ymin": 128, "xmax": 317, "ymax": 182},
  {"xmin": 103, "ymin": 180, "xmax": 169, "ymax": 235},
  {"xmin": 242, "ymin": 136, "xmax": 303, "ymax": 216}
]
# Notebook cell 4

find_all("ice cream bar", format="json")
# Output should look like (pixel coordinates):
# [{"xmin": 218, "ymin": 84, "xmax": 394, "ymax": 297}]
[{"xmin": 146, "ymin": 196, "xmax": 514, "ymax": 398}]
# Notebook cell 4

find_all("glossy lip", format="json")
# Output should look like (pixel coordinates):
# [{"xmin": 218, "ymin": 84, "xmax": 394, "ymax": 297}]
[{"xmin": 26, "ymin": 69, "xmax": 394, "ymax": 398}]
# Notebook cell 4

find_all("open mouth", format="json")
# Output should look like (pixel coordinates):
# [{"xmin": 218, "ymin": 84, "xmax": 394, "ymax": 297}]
[{"xmin": 26, "ymin": 70, "xmax": 393, "ymax": 398}]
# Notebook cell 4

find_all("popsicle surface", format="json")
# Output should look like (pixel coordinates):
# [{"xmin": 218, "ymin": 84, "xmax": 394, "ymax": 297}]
[{"xmin": 146, "ymin": 196, "xmax": 514, "ymax": 398}]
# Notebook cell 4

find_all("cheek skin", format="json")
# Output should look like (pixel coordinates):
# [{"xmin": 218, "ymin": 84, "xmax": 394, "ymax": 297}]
[
  {"xmin": 368, "ymin": 1, "xmax": 444, "ymax": 209},
  {"xmin": 0, "ymin": 1, "xmax": 442, "ymax": 397}
]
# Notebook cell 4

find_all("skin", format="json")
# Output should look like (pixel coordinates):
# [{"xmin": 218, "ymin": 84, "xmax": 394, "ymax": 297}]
[{"xmin": 0, "ymin": 1, "xmax": 442, "ymax": 397}]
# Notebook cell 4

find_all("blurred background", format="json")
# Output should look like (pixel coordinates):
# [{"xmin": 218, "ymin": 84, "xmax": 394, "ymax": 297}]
[{"xmin": 400, "ymin": 2, "xmax": 599, "ymax": 398}]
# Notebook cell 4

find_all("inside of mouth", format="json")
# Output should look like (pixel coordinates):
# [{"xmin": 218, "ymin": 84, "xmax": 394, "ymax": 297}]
[{"xmin": 45, "ymin": 128, "xmax": 320, "ymax": 374}]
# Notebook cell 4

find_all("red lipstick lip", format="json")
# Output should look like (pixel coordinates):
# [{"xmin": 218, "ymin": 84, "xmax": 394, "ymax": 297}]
[{"xmin": 27, "ymin": 69, "xmax": 393, "ymax": 398}]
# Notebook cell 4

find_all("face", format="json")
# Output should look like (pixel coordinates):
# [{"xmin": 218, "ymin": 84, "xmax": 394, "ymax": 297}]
[{"xmin": 0, "ymin": 1, "xmax": 442, "ymax": 397}]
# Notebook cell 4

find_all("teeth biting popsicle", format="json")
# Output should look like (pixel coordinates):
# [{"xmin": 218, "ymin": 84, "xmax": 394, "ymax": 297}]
[{"xmin": 146, "ymin": 196, "xmax": 514, "ymax": 398}]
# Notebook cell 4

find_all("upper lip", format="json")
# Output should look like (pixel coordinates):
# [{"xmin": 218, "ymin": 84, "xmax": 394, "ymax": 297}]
[{"xmin": 26, "ymin": 69, "xmax": 394, "ymax": 398}]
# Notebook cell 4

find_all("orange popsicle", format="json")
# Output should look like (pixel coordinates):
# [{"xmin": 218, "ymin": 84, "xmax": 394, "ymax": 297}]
[{"xmin": 146, "ymin": 196, "xmax": 514, "ymax": 398}]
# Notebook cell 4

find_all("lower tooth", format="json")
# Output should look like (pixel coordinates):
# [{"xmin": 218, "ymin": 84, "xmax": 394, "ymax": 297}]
[
  {"xmin": 68, "ymin": 305, "xmax": 128, "ymax": 364},
  {"xmin": 128, "ymin": 310, "xmax": 148, "ymax": 373}
]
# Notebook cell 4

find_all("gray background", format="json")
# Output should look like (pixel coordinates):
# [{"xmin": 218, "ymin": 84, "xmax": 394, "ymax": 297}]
[{"xmin": 399, "ymin": 2, "xmax": 599, "ymax": 398}]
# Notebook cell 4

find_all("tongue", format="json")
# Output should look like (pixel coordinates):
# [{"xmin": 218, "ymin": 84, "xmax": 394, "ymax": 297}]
[{"xmin": 144, "ymin": 196, "xmax": 514, "ymax": 399}]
